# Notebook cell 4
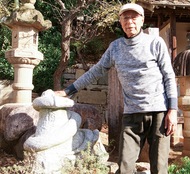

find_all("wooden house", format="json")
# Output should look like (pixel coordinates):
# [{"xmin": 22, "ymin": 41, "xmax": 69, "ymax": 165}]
[{"xmin": 137, "ymin": 0, "xmax": 190, "ymax": 61}]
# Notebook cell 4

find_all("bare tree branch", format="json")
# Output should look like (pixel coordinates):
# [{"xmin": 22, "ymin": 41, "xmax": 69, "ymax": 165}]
[
  {"xmin": 40, "ymin": 0, "xmax": 120, "ymax": 89},
  {"xmin": 56, "ymin": 0, "xmax": 66, "ymax": 10}
]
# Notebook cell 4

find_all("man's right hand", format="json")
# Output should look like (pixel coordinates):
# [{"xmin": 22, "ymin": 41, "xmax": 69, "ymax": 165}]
[{"xmin": 54, "ymin": 90, "xmax": 67, "ymax": 97}]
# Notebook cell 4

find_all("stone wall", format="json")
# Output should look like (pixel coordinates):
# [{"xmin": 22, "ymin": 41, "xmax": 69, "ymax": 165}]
[
  {"xmin": 63, "ymin": 64, "xmax": 108, "ymax": 124},
  {"xmin": 0, "ymin": 64, "xmax": 109, "ymax": 124}
]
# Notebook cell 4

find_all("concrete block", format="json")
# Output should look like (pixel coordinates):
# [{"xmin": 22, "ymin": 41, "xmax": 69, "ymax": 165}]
[
  {"xmin": 75, "ymin": 69, "xmax": 85, "ymax": 79},
  {"xmin": 178, "ymin": 96, "xmax": 190, "ymax": 111},
  {"xmin": 63, "ymin": 73, "xmax": 75, "ymax": 80},
  {"xmin": 76, "ymin": 90, "xmax": 107, "ymax": 105},
  {"xmin": 98, "ymin": 73, "xmax": 108, "ymax": 85},
  {"xmin": 183, "ymin": 137, "xmax": 190, "ymax": 146},
  {"xmin": 178, "ymin": 76, "xmax": 190, "ymax": 96},
  {"xmin": 184, "ymin": 116, "xmax": 190, "ymax": 131},
  {"xmin": 86, "ymin": 84, "xmax": 108, "ymax": 91},
  {"xmin": 171, "ymin": 123, "xmax": 184, "ymax": 146}
]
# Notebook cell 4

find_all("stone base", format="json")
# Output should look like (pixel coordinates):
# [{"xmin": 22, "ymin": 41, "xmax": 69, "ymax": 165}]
[
  {"xmin": 182, "ymin": 138, "xmax": 190, "ymax": 157},
  {"xmin": 182, "ymin": 150, "xmax": 190, "ymax": 157},
  {"xmin": 171, "ymin": 119, "xmax": 184, "ymax": 147},
  {"xmin": 171, "ymin": 136, "xmax": 184, "ymax": 147}
]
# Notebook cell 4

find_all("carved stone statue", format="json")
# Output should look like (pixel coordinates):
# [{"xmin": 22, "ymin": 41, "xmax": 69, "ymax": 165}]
[{"xmin": 24, "ymin": 89, "xmax": 108, "ymax": 173}]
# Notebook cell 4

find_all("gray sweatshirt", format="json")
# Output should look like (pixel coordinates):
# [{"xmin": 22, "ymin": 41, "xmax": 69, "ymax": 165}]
[{"xmin": 66, "ymin": 31, "xmax": 178, "ymax": 114}]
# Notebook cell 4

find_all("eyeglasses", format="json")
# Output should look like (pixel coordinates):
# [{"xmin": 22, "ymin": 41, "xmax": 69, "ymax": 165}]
[{"xmin": 120, "ymin": 14, "xmax": 142, "ymax": 22}]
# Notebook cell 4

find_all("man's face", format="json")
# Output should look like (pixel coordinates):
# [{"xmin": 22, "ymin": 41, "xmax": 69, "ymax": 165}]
[{"xmin": 119, "ymin": 10, "xmax": 144, "ymax": 38}]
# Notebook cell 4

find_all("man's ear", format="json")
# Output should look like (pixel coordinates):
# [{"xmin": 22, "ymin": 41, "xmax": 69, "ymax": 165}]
[{"xmin": 141, "ymin": 18, "xmax": 144, "ymax": 27}]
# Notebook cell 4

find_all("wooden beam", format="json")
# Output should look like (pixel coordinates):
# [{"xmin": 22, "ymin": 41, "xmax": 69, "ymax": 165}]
[
  {"xmin": 108, "ymin": 68, "xmax": 123, "ymax": 152},
  {"xmin": 159, "ymin": 19, "xmax": 170, "ymax": 30},
  {"xmin": 170, "ymin": 11, "xmax": 177, "ymax": 63}
]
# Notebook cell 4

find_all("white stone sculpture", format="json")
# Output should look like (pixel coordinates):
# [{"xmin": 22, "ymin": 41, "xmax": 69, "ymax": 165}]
[{"xmin": 24, "ymin": 89, "xmax": 108, "ymax": 173}]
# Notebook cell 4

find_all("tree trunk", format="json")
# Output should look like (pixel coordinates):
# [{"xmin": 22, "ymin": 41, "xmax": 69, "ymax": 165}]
[
  {"xmin": 53, "ymin": 18, "xmax": 71, "ymax": 90},
  {"xmin": 76, "ymin": 47, "xmax": 89, "ymax": 71},
  {"xmin": 108, "ymin": 67, "xmax": 123, "ymax": 152}
]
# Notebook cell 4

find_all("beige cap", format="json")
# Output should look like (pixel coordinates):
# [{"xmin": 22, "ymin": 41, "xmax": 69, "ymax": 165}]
[{"xmin": 119, "ymin": 3, "xmax": 144, "ymax": 16}]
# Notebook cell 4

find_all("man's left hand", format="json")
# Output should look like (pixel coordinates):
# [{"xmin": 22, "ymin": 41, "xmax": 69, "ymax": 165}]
[{"xmin": 165, "ymin": 109, "xmax": 178, "ymax": 136}]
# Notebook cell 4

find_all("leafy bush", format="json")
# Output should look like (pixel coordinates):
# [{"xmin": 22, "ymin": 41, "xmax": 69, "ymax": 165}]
[
  {"xmin": 33, "ymin": 28, "xmax": 61, "ymax": 94},
  {"xmin": 0, "ymin": 25, "xmax": 13, "ymax": 80},
  {"xmin": 0, "ymin": 152, "xmax": 34, "ymax": 174},
  {"xmin": 168, "ymin": 156, "xmax": 190, "ymax": 174},
  {"xmin": 0, "ymin": 143, "xmax": 109, "ymax": 174},
  {"xmin": 61, "ymin": 143, "xmax": 109, "ymax": 174}
]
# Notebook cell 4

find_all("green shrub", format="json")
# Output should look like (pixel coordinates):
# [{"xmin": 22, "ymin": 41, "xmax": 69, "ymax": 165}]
[
  {"xmin": 0, "ymin": 152, "xmax": 34, "ymax": 174},
  {"xmin": 168, "ymin": 156, "xmax": 190, "ymax": 174},
  {"xmin": 33, "ymin": 28, "xmax": 61, "ymax": 94},
  {"xmin": 0, "ymin": 144, "xmax": 109, "ymax": 174},
  {"xmin": 0, "ymin": 25, "xmax": 13, "ymax": 80},
  {"xmin": 61, "ymin": 143, "xmax": 109, "ymax": 174}
]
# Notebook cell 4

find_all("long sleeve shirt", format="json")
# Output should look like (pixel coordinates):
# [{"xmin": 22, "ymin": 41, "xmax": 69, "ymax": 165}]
[{"xmin": 65, "ymin": 31, "xmax": 178, "ymax": 114}]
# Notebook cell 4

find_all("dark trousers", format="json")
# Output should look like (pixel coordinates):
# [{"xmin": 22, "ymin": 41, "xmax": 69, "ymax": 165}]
[{"xmin": 116, "ymin": 112, "xmax": 170, "ymax": 174}]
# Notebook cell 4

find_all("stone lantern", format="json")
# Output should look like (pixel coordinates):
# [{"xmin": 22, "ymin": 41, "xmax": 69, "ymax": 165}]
[
  {"xmin": 174, "ymin": 32, "xmax": 190, "ymax": 156},
  {"xmin": 178, "ymin": 76, "xmax": 190, "ymax": 156},
  {"xmin": 4, "ymin": 0, "xmax": 52, "ymax": 103}
]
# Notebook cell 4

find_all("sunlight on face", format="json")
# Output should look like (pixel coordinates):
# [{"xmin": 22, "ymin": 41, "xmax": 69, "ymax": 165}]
[{"xmin": 119, "ymin": 10, "xmax": 144, "ymax": 38}]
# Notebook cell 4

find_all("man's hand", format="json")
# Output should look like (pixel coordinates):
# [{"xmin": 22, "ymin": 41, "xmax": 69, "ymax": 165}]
[
  {"xmin": 54, "ymin": 90, "xmax": 67, "ymax": 97},
  {"xmin": 165, "ymin": 109, "xmax": 178, "ymax": 136}
]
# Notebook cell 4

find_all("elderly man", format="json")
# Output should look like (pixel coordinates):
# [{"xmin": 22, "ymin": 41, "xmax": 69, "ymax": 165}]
[{"xmin": 55, "ymin": 3, "xmax": 177, "ymax": 174}]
